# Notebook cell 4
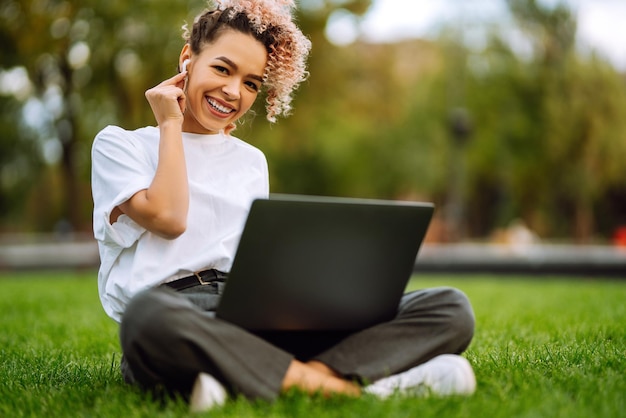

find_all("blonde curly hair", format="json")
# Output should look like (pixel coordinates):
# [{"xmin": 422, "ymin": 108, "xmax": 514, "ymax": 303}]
[{"xmin": 182, "ymin": 0, "xmax": 311, "ymax": 124}]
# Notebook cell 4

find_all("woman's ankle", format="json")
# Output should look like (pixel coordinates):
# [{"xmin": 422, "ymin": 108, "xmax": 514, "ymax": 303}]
[{"xmin": 281, "ymin": 359, "xmax": 361, "ymax": 397}]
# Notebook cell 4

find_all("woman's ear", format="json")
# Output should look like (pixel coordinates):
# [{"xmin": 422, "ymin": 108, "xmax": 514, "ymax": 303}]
[{"xmin": 179, "ymin": 43, "xmax": 192, "ymax": 72}]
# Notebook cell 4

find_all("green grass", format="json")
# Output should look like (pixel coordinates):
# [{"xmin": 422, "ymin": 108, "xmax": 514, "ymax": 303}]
[{"xmin": 0, "ymin": 271, "xmax": 624, "ymax": 417}]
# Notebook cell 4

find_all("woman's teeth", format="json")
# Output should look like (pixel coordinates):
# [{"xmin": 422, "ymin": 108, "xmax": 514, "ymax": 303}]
[{"xmin": 207, "ymin": 98, "xmax": 233, "ymax": 114}]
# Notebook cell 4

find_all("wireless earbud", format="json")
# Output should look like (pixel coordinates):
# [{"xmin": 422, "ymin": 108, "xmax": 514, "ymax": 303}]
[{"xmin": 181, "ymin": 59, "xmax": 191, "ymax": 73}]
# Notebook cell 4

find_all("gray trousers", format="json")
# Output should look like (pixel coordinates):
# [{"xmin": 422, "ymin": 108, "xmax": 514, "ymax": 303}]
[{"xmin": 119, "ymin": 285, "xmax": 474, "ymax": 401}]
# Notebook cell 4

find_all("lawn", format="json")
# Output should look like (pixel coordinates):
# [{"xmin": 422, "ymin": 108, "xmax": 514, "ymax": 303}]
[{"xmin": 0, "ymin": 271, "xmax": 624, "ymax": 417}]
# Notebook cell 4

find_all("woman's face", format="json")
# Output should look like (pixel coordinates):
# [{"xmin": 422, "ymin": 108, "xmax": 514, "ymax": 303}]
[{"xmin": 181, "ymin": 30, "xmax": 267, "ymax": 134}]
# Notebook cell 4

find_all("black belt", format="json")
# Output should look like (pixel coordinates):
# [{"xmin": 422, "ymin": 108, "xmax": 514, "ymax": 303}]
[{"xmin": 163, "ymin": 269, "xmax": 227, "ymax": 291}]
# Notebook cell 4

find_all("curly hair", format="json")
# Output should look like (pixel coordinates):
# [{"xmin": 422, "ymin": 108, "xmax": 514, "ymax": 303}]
[{"xmin": 182, "ymin": 0, "xmax": 311, "ymax": 124}]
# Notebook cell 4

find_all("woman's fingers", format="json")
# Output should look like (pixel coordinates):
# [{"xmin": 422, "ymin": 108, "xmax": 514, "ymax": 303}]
[
  {"xmin": 157, "ymin": 70, "xmax": 187, "ymax": 88},
  {"xmin": 145, "ymin": 71, "xmax": 188, "ymax": 124}
]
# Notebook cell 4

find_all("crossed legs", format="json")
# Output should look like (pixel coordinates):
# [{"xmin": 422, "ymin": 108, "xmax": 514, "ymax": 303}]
[{"xmin": 120, "ymin": 285, "xmax": 474, "ymax": 400}]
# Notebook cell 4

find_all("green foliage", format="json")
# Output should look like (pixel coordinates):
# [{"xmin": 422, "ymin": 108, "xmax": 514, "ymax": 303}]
[
  {"xmin": 0, "ymin": 0, "xmax": 205, "ymax": 231},
  {"xmin": 458, "ymin": 1, "xmax": 626, "ymax": 239},
  {"xmin": 1, "ymin": 0, "xmax": 626, "ymax": 241},
  {"xmin": 0, "ymin": 95, "xmax": 44, "ymax": 226},
  {"xmin": 0, "ymin": 272, "xmax": 624, "ymax": 417}
]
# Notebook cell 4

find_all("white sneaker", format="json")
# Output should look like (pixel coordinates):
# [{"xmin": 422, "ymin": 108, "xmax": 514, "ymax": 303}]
[
  {"xmin": 189, "ymin": 372, "xmax": 228, "ymax": 413},
  {"xmin": 363, "ymin": 354, "xmax": 476, "ymax": 398}
]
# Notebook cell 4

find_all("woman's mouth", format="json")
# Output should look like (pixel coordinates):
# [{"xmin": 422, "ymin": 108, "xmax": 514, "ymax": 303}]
[{"xmin": 206, "ymin": 97, "xmax": 234, "ymax": 116}]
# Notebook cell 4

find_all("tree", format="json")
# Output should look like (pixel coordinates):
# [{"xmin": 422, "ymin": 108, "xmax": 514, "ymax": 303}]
[
  {"xmin": 0, "ymin": 0, "xmax": 204, "ymax": 231},
  {"xmin": 0, "ymin": 0, "xmax": 376, "ymax": 232},
  {"xmin": 3, "ymin": 0, "xmax": 626, "ymax": 242},
  {"xmin": 0, "ymin": 94, "xmax": 43, "ymax": 229},
  {"xmin": 460, "ymin": 0, "xmax": 626, "ymax": 240}
]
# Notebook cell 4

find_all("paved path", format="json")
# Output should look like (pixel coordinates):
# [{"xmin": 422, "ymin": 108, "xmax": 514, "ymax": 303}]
[
  {"xmin": 1, "ymin": 236, "xmax": 625, "ymax": 277},
  {"xmin": 416, "ymin": 243, "xmax": 626, "ymax": 277}
]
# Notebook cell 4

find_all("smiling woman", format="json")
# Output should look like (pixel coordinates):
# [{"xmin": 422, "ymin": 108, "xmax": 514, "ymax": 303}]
[
  {"xmin": 177, "ymin": 30, "xmax": 267, "ymax": 135},
  {"xmin": 90, "ymin": 0, "xmax": 476, "ymax": 413},
  {"xmin": 90, "ymin": 0, "xmax": 315, "ymax": 409}
]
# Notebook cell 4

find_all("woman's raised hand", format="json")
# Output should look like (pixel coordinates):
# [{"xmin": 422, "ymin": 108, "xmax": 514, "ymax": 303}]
[
  {"xmin": 144, "ymin": 71, "xmax": 188, "ymax": 127},
  {"xmin": 121, "ymin": 70, "xmax": 190, "ymax": 239}
]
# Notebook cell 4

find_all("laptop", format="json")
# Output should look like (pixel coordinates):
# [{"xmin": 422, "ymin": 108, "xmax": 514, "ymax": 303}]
[{"xmin": 215, "ymin": 194, "xmax": 434, "ymax": 331}]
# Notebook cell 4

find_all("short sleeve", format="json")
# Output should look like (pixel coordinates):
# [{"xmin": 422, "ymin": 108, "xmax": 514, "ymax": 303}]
[{"xmin": 91, "ymin": 126, "xmax": 154, "ymax": 247}]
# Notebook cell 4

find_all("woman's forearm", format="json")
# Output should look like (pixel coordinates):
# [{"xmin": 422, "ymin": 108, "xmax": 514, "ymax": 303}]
[{"xmin": 119, "ymin": 122, "xmax": 189, "ymax": 239}]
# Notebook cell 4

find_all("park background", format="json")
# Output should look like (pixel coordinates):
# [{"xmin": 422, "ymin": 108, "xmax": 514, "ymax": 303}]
[
  {"xmin": 1, "ymin": 0, "xmax": 626, "ymax": 249},
  {"xmin": 1, "ymin": 2, "xmax": 625, "ymax": 416}
]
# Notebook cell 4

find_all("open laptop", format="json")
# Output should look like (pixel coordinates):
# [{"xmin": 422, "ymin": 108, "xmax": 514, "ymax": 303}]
[{"xmin": 215, "ymin": 194, "xmax": 434, "ymax": 331}]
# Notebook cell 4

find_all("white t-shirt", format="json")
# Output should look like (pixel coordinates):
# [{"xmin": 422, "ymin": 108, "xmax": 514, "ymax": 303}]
[{"xmin": 91, "ymin": 125, "xmax": 269, "ymax": 322}]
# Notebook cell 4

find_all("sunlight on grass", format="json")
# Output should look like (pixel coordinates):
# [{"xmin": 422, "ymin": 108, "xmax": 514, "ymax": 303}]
[{"xmin": 0, "ymin": 271, "xmax": 624, "ymax": 417}]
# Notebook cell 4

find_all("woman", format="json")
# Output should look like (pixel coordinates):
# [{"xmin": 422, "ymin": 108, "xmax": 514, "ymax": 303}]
[{"xmin": 91, "ymin": 0, "xmax": 476, "ymax": 412}]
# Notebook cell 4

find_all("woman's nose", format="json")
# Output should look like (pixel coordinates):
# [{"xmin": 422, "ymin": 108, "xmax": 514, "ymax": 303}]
[{"xmin": 221, "ymin": 79, "xmax": 241, "ymax": 100}]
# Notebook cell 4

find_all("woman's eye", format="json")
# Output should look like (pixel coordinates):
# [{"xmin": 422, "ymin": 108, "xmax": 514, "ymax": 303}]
[
  {"xmin": 213, "ymin": 66, "xmax": 228, "ymax": 74},
  {"xmin": 245, "ymin": 81, "xmax": 260, "ymax": 91}
]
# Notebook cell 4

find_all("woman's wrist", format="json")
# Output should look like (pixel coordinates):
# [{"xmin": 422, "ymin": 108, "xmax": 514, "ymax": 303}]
[{"xmin": 158, "ymin": 120, "xmax": 184, "ymax": 134}]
